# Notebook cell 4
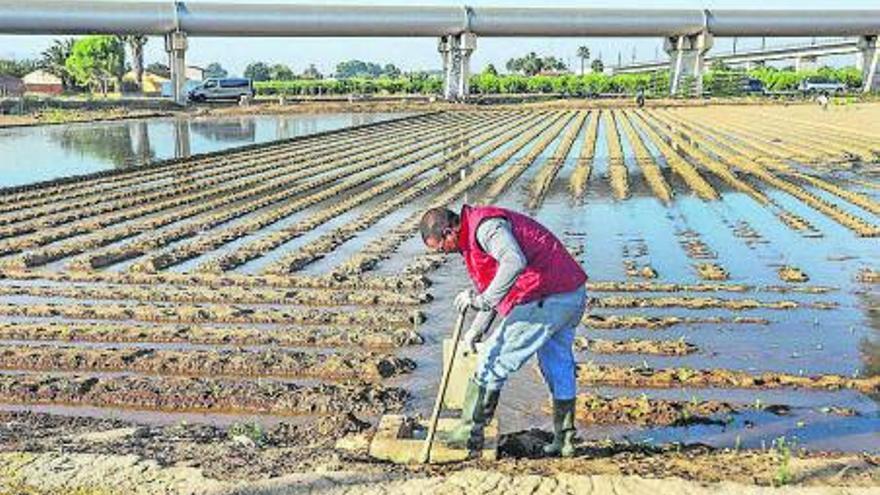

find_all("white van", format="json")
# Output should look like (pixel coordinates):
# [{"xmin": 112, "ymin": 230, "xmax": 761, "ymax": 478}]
[
  {"xmin": 798, "ymin": 77, "xmax": 846, "ymax": 95},
  {"xmin": 188, "ymin": 78, "xmax": 255, "ymax": 102}
]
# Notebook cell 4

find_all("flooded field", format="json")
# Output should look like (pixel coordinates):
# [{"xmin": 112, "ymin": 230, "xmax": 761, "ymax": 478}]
[
  {"xmin": 0, "ymin": 112, "xmax": 408, "ymax": 188},
  {"xmin": 0, "ymin": 104, "xmax": 877, "ymax": 467}
]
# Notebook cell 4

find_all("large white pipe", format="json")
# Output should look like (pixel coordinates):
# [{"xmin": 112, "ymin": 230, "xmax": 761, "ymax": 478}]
[{"xmin": 0, "ymin": 2, "xmax": 877, "ymax": 37}]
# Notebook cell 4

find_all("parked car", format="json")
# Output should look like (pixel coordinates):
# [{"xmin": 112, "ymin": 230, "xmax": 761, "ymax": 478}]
[
  {"xmin": 741, "ymin": 78, "xmax": 766, "ymax": 95},
  {"xmin": 188, "ymin": 78, "xmax": 255, "ymax": 102},
  {"xmin": 798, "ymin": 77, "xmax": 846, "ymax": 94}
]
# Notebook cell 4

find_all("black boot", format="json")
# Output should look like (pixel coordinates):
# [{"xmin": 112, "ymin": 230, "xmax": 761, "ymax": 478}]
[
  {"xmin": 543, "ymin": 399, "xmax": 576, "ymax": 457},
  {"xmin": 444, "ymin": 378, "xmax": 500, "ymax": 451}
]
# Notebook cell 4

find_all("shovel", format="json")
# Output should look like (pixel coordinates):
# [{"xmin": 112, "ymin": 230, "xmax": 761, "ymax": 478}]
[{"xmin": 419, "ymin": 306, "xmax": 468, "ymax": 464}]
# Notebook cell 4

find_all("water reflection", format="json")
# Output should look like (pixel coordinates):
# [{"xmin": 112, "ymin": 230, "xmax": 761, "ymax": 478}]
[
  {"xmin": 173, "ymin": 119, "xmax": 191, "ymax": 160},
  {"xmin": 1, "ymin": 113, "xmax": 408, "ymax": 188},
  {"xmin": 859, "ymin": 292, "xmax": 879, "ymax": 402},
  {"xmin": 55, "ymin": 124, "xmax": 145, "ymax": 169},
  {"xmin": 189, "ymin": 118, "xmax": 256, "ymax": 143}
]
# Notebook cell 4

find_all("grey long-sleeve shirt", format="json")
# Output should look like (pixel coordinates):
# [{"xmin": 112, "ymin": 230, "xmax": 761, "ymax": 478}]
[{"xmin": 469, "ymin": 217, "xmax": 527, "ymax": 336}]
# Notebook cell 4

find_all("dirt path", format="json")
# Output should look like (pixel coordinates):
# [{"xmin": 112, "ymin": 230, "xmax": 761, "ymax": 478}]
[{"xmin": 0, "ymin": 451, "xmax": 875, "ymax": 495}]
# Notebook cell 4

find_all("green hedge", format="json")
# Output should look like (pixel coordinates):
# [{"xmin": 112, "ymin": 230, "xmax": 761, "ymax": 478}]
[
  {"xmin": 744, "ymin": 66, "xmax": 862, "ymax": 91},
  {"xmin": 255, "ymin": 77, "xmax": 442, "ymax": 96},
  {"xmin": 253, "ymin": 67, "xmax": 862, "ymax": 97}
]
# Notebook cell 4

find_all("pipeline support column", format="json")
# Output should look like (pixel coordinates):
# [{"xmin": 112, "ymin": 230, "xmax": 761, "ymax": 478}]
[
  {"xmin": 859, "ymin": 35, "xmax": 879, "ymax": 93},
  {"xmin": 457, "ymin": 33, "xmax": 477, "ymax": 99},
  {"xmin": 165, "ymin": 31, "xmax": 188, "ymax": 106},
  {"xmin": 441, "ymin": 33, "xmax": 476, "ymax": 101},
  {"xmin": 665, "ymin": 31, "xmax": 713, "ymax": 97},
  {"xmin": 438, "ymin": 36, "xmax": 451, "ymax": 98}
]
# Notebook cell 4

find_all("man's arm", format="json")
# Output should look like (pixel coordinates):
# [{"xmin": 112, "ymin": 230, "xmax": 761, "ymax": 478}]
[
  {"xmin": 472, "ymin": 218, "xmax": 527, "ymax": 310},
  {"xmin": 460, "ymin": 218, "xmax": 526, "ymax": 350}
]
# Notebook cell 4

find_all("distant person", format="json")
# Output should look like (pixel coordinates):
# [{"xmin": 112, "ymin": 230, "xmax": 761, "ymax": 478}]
[
  {"xmin": 419, "ymin": 205, "xmax": 588, "ymax": 457},
  {"xmin": 635, "ymin": 88, "xmax": 646, "ymax": 108},
  {"xmin": 817, "ymin": 92, "xmax": 829, "ymax": 111}
]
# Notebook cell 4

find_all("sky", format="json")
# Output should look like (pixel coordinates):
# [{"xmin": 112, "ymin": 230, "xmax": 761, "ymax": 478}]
[{"xmin": 0, "ymin": 0, "xmax": 874, "ymax": 76}]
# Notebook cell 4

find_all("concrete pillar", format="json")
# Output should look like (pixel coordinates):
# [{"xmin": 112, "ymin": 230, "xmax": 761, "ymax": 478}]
[
  {"xmin": 441, "ymin": 33, "xmax": 476, "ymax": 101},
  {"xmin": 443, "ymin": 35, "xmax": 460, "ymax": 100},
  {"xmin": 164, "ymin": 31, "xmax": 188, "ymax": 106},
  {"xmin": 794, "ymin": 55, "xmax": 818, "ymax": 72},
  {"xmin": 457, "ymin": 33, "xmax": 477, "ymax": 99},
  {"xmin": 173, "ymin": 118, "xmax": 190, "ymax": 159},
  {"xmin": 665, "ymin": 31, "xmax": 713, "ymax": 97},
  {"xmin": 858, "ymin": 35, "xmax": 880, "ymax": 93},
  {"xmin": 438, "ymin": 36, "xmax": 451, "ymax": 97}
]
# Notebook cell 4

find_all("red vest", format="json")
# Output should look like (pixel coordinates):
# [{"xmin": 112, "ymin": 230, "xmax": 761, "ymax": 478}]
[{"xmin": 458, "ymin": 205, "xmax": 588, "ymax": 316}]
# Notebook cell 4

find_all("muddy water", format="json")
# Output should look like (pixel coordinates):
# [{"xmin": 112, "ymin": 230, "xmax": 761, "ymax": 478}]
[
  {"xmin": 0, "ymin": 109, "xmax": 876, "ymax": 455},
  {"xmin": 394, "ymin": 115, "xmax": 878, "ymax": 454},
  {"xmin": 0, "ymin": 113, "xmax": 410, "ymax": 188}
]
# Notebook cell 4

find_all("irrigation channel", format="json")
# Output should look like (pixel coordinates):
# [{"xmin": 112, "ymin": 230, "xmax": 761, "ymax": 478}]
[{"xmin": 0, "ymin": 105, "xmax": 877, "ymax": 455}]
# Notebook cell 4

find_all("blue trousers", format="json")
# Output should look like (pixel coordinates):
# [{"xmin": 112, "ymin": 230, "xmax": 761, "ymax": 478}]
[{"xmin": 474, "ymin": 286, "xmax": 586, "ymax": 400}]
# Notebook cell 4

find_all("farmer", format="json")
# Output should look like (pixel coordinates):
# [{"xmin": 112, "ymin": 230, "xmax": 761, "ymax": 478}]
[
  {"xmin": 635, "ymin": 88, "xmax": 646, "ymax": 108},
  {"xmin": 419, "ymin": 204, "xmax": 588, "ymax": 457},
  {"xmin": 817, "ymin": 91, "xmax": 829, "ymax": 111}
]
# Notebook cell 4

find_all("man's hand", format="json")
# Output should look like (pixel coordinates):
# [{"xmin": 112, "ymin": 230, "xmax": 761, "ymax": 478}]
[
  {"xmin": 454, "ymin": 289, "xmax": 473, "ymax": 314},
  {"xmin": 462, "ymin": 324, "xmax": 483, "ymax": 355},
  {"xmin": 454, "ymin": 289, "xmax": 490, "ymax": 314}
]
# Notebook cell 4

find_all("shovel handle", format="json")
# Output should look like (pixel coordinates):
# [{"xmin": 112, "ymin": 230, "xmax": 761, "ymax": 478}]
[{"xmin": 419, "ymin": 307, "xmax": 468, "ymax": 464}]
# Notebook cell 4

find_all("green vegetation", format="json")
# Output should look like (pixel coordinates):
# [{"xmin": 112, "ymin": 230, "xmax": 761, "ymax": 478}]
[
  {"xmin": 228, "ymin": 421, "xmax": 268, "ymax": 447},
  {"xmin": 256, "ymin": 75, "xmax": 443, "ymax": 96},
  {"xmin": 204, "ymin": 62, "xmax": 228, "ymax": 79},
  {"xmin": 253, "ymin": 65, "xmax": 863, "ymax": 98},
  {"xmin": 771, "ymin": 436, "xmax": 796, "ymax": 486},
  {"xmin": 335, "ymin": 59, "xmax": 401, "ymax": 78},
  {"xmin": 0, "ymin": 59, "xmax": 38, "ymax": 78},
  {"xmin": 505, "ymin": 51, "xmax": 568, "ymax": 76},
  {"xmin": 748, "ymin": 66, "xmax": 862, "ymax": 90},
  {"xmin": 39, "ymin": 38, "xmax": 76, "ymax": 90},
  {"xmin": 65, "ymin": 36, "xmax": 126, "ymax": 94},
  {"xmin": 244, "ymin": 62, "xmax": 272, "ymax": 82},
  {"xmin": 118, "ymin": 35, "xmax": 148, "ymax": 92}
]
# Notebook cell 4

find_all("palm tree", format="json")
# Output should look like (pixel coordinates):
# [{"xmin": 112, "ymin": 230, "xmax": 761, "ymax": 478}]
[
  {"xmin": 118, "ymin": 35, "xmax": 148, "ymax": 92},
  {"xmin": 41, "ymin": 38, "xmax": 76, "ymax": 90},
  {"xmin": 576, "ymin": 45, "xmax": 590, "ymax": 75}
]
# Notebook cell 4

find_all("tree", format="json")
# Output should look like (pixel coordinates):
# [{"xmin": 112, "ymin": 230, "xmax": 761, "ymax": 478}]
[
  {"xmin": 382, "ymin": 63, "xmax": 401, "ymax": 78},
  {"xmin": 0, "ymin": 59, "xmax": 38, "ymax": 78},
  {"xmin": 710, "ymin": 59, "xmax": 731, "ymax": 72},
  {"xmin": 505, "ymin": 52, "xmax": 569, "ymax": 76},
  {"xmin": 40, "ymin": 38, "xmax": 76, "ymax": 89},
  {"xmin": 146, "ymin": 62, "xmax": 170, "ymax": 79},
  {"xmin": 484, "ymin": 63, "xmax": 498, "ymax": 76},
  {"xmin": 540, "ymin": 55, "xmax": 568, "ymax": 73},
  {"xmin": 204, "ymin": 62, "xmax": 228, "ymax": 79},
  {"xmin": 244, "ymin": 62, "xmax": 272, "ymax": 82},
  {"xmin": 270, "ymin": 63, "xmax": 295, "ymax": 81},
  {"xmin": 65, "ymin": 35, "xmax": 126, "ymax": 94},
  {"xmin": 118, "ymin": 35, "xmax": 147, "ymax": 91},
  {"xmin": 591, "ymin": 58, "xmax": 605, "ymax": 74},
  {"xmin": 335, "ymin": 59, "xmax": 387, "ymax": 78},
  {"xmin": 301, "ymin": 64, "xmax": 323, "ymax": 80},
  {"xmin": 576, "ymin": 46, "xmax": 591, "ymax": 75}
]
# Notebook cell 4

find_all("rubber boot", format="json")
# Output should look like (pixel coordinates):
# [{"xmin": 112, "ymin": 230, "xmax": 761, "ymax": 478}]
[
  {"xmin": 444, "ymin": 378, "xmax": 500, "ymax": 451},
  {"xmin": 543, "ymin": 399, "xmax": 576, "ymax": 457}
]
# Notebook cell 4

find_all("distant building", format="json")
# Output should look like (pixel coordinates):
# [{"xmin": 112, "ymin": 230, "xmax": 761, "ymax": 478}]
[
  {"xmin": 160, "ymin": 79, "xmax": 202, "ymax": 98},
  {"xmin": 0, "ymin": 75, "xmax": 24, "ymax": 97},
  {"xmin": 22, "ymin": 70, "xmax": 63, "ymax": 95},
  {"xmin": 123, "ymin": 70, "xmax": 169, "ymax": 95},
  {"xmin": 186, "ymin": 66, "xmax": 204, "ymax": 82},
  {"xmin": 157, "ymin": 66, "xmax": 205, "ymax": 98}
]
